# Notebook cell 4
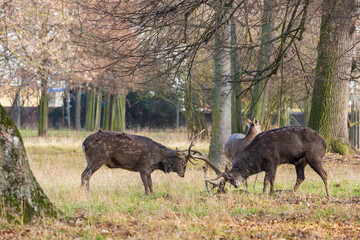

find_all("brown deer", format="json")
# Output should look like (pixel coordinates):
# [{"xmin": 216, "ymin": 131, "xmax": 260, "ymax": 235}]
[
  {"xmin": 224, "ymin": 119, "xmax": 261, "ymax": 163},
  {"xmin": 190, "ymin": 126, "xmax": 330, "ymax": 196},
  {"xmin": 81, "ymin": 130, "xmax": 196, "ymax": 195}
]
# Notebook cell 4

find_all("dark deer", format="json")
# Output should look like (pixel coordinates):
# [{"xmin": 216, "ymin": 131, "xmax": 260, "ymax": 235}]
[
  {"xmin": 191, "ymin": 126, "xmax": 330, "ymax": 196},
  {"xmin": 81, "ymin": 130, "xmax": 196, "ymax": 195}
]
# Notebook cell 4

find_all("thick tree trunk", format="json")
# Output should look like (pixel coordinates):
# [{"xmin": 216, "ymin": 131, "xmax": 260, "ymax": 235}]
[
  {"xmin": 75, "ymin": 86, "xmax": 82, "ymax": 130},
  {"xmin": 308, "ymin": 0, "xmax": 355, "ymax": 154},
  {"xmin": 249, "ymin": 0, "xmax": 275, "ymax": 124},
  {"xmin": 209, "ymin": 9, "xmax": 232, "ymax": 170},
  {"xmin": 0, "ymin": 104, "xmax": 59, "ymax": 223}
]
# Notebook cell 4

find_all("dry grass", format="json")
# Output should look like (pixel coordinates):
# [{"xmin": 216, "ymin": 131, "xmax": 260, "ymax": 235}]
[{"xmin": 1, "ymin": 129, "xmax": 360, "ymax": 239}]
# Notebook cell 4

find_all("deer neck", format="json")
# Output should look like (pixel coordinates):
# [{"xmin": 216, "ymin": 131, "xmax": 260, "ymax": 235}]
[
  {"xmin": 232, "ymin": 154, "xmax": 262, "ymax": 178},
  {"xmin": 246, "ymin": 126, "xmax": 258, "ymax": 139}
]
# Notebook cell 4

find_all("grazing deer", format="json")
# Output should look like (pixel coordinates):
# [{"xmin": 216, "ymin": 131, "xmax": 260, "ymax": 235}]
[
  {"xmin": 190, "ymin": 126, "xmax": 330, "ymax": 196},
  {"xmin": 81, "ymin": 130, "xmax": 196, "ymax": 195}
]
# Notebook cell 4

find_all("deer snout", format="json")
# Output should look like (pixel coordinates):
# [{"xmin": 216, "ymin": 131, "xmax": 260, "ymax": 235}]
[
  {"xmin": 228, "ymin": 173, "xmax": 244, "ymax": 189},
  {"xmin": 177, "ymin": 172, "xmax": 185, "ymax": 178}
]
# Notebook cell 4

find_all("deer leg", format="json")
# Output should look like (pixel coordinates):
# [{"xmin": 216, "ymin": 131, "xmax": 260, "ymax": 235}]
[
  {"xmin": 140, "ymin": 171, "xmax": 150, "ymax": 195},
  {"xmin": 148, "ymin": 174, "xmax": 153, "ymax": 194},
  {"xmin": 81, "ymin": 167, "xmax": 91, "ymax": 190},
  {"xmin": 307, "ymin": 159, "xmax": 330, "ymax": 197},
  {"xmin": 81, "ymin": 162, "xmax": 104, "ymax": 191},
  {"xmin": 263, "ymin": 168, "xmax": 277, "ymax": 195},
  {"xmin": 294, "ymin": 163, "xmax": 306, "ymax": 192}
]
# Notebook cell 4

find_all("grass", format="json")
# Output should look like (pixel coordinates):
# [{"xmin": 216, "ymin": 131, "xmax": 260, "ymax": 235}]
[{"xmin": 1, "ymin": 129, "xmax": 360, "ymax": 239}]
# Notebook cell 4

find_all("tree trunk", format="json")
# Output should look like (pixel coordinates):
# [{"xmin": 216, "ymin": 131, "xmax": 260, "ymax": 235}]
[
  {"xmin": 304, "ymin": 98, "xmax": 311, "ymax": 126},
  {"xmin": 230, "ymin": 17, "xmax": 242, "ymax": 134},
  {"xmin": 308, "ymin": 0, "xmax": 355, "ymax": 154},
  {"xmin": 0, "ymin": 104, "xmax": 59, "ymax": 223},
  {"xmin": 249, "ymin": 0, "xmax": 275, "ymax": 124},
  {"xmin": 38, "ymin": 79, "xmax": 48, "ymax": 136},
  {"xmin": 116, "ymin": 94, "xmax": 126, "ymax": 131},
  {"xmin": 85, "ymin": 89, "xmax": 96, "ymax": 131},
  {"xmin": 110, "ymin": 95, "xmax": 116, "ymax": 131},
  {"xmin": 102, "ymin": 92, "xmax": 111, "ymax": 130},
  {"xmin": 66, "ymin": 87, "xmax": 71, "ymax": 130},
  {"xmin": 75, "ymin": 86, "xmax": 82, "ymax": 130},
  {"xmin": 15, "ymin": 92, "xmax": 21, "ymax": 128},
  {"xmin": 94, "ymin": 92, "xmax": 102, "ymax": 130},
  {"xmin": 208, "ymin": 6, "xmax": 232, "ymax": 170},
  {"xmin": 109, "ymin": 94, "xmax": 126, "ymax": 131}
]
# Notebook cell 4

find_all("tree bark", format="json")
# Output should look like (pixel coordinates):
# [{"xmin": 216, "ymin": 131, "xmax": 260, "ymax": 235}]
[
  {"xmin": 75, "ymin": 86, "xmax": 82, "ymax": 130},
  {"xmin": 38, "ymin": 78, "xmax": 48, "ymax": 136},
  {"xmin": 308, "ymin": 0, "xmax": 355, "ymax": 151},
  {"xmin": 85, "ymin": 89, "xmax": 96, "ymax": 131},
  {"xmin": 94, "ymin": 92, "xmax": 102, "ymax": 130},
  {"xmin": 0, "ymin": 104, "xmax": 59, "ymax": 223},
  {"xmin": 208, "ymin": 5, "xmax": 232, "ymax": 170},
  {"xmin": 66, "ymin": 87, "xmax": 71, "ymax": 130},
  {"xmin": 102, "ymin": 92, "xmax": 111, "ymax": 130},
  {"xmin": 110, "ymin": 95, "xmax": 116, "ymax": 131},
  {"xmin": 249, "ymin": 0, "xmax": 275, "ymax": 124},
  {"xmin": 230, "ymin": 17, "xmax": 242, "ymax": 134},
  {"xmin": 117, "ymin": 94, "xmax": 126, "ymax": 131},
  {"xmin": 15, "ymin": 92, "xmax": 21, "ymax": 128}
]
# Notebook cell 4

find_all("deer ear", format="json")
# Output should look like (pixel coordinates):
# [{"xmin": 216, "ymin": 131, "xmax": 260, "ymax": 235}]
[
  {"xmin": 254, "ymin": 118, "xmax": 258, "ymax": 125},
  {"xmin": 246, "ymin": 119, "xmax": 252, "ymax": 127}
]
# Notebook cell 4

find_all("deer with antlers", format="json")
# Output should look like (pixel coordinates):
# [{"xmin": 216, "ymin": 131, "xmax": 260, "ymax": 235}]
[
  {"xmin": 189, "ymin": 126, "xmax": 330, "ymax": 196},
  {"xmin": 81, "ymin": 130, "xmax": 199, "ymax": 195}
]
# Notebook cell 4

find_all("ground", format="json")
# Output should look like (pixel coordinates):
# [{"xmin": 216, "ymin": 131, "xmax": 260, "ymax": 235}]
[{"xmin": 1, "ymin": 129, "xmax": 359, "ymax": 239}]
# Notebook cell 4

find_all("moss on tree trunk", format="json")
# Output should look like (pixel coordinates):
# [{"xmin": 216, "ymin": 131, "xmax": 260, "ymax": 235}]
[
  {"xmin": 308, "ymin": 0, "xmax": 355, "ymax": 154},
  {"xmin": 0, "ymin": 104, "xmax": 59, "ymax": 223}
]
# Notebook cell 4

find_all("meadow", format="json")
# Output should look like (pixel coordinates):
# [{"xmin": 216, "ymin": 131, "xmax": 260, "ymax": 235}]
[{"xmin": 1, "ymin": 129, "xmax": 360, "ymax": 239}]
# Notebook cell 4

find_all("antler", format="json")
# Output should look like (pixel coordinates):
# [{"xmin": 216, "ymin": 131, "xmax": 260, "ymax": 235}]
[
  {"xmin": 179, "ymin": 129, "xmax": 205, "ymax": 165},
  {"xmin": 178, "ymin": 129, "xmax": 229, "ymax": 192},
  {"xmin": 189, "ymin": 149, "xmax": 225, "ymax": 181}
]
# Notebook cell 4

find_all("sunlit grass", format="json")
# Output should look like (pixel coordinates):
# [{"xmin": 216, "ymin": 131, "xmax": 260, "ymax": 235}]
[{"xmin": 1, "ymin": 129, "xmax": 359, "ymax": 239}]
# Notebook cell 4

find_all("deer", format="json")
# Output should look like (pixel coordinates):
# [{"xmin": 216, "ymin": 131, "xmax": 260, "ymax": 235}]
[
  {"xmin": 223, "ymin": 119, "xmax": 261, "ymax": 188},
  {"xmin": 81, "ymin": 130, "xmax": 198, "ymax": 195},
  {"xmin": 189, "ymin": 126, "xmax": 330, "ymax": 196},
  {"xmin": 224, "ymin": 118, "xmax": 261, "ymax": 164}
]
